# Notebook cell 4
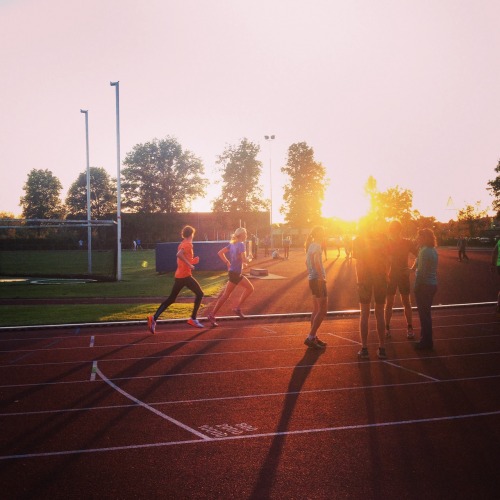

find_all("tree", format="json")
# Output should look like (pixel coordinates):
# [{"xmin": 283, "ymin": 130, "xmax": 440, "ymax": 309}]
[
  {"xmin": 364, "ymin": 175, "xmax": 378, "ymax": 215},
  {"xmin": 122, "ymin": 136, "xmax": 207, "ymax": 213},
  {"xmin": 212, "ymin": 138, "xmax": 267, "ymax": 213},
  {"xmin": 457, "ymin": 202, "xmax": 489, "ymax": 238},
  {"xmin": 487, "ymin": 159, "xmax": 500, "ymax": 217},
  {"xmin": 65, "ymin": 167, "xmax": 115, "ymax": 218},
  {"xmin": 281, "ymin": 142, "xmax": 326, "ymax": 227},
  {"xmin": 20, "ymin": 169, "xmax": 64, "ymax": 219},
  {"xmin": 376, "ymin": 186, "xmax": 419, "ymax": 223}
]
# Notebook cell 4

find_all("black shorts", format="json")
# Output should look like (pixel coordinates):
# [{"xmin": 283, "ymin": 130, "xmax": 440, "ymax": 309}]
[
  {"xmin": 358, "ymin": 275, "xmax": 387, "ymax": 305},
  {"xmin": 228, "ymin": 271, "xmax": 243, "ymax": 285},
  {"xmin": 387, "ymin": 270, "xmax": 411, "ymax": 295},
  {"xmin": 309, "ymin": 278, "xmax": 327, "ymax": 298}
]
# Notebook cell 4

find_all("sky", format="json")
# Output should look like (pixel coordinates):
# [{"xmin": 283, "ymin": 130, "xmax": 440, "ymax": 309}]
[{"xmin": 1, "ymin": 0, "xmax": 499, "ymax": 224}]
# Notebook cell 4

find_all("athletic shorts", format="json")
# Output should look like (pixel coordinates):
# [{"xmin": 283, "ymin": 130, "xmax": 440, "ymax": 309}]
[
  {"xmin": 228, "ymin": 271, "xmax": 243, "ymax": 285},
  {"xmin": 387, "ymin": 270, "xmax": 411, "ymax": 295},
  {"xmin": 357, "ymin": 275, "xmax": 387, "ymax": 305},
  {"xmin": 309, "ymin": 278, "xmax": 327, "ymax": 298}
]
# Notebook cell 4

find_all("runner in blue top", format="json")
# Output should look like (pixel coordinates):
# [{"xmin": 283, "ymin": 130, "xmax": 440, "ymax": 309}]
[{"xmin": 207, "ymin": 227, "xmax": 254, "ymax": 326}]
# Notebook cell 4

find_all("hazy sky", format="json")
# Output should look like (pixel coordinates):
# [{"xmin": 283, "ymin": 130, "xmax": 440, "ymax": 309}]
[{"xmin": 1, "ymin": 0, "xmax": 499, "ymax": 223}]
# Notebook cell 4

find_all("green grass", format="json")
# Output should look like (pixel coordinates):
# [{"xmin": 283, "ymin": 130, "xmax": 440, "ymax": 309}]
[{"xmin": 0, "ymin": 250, "xmax": 226, "ymax": 326}]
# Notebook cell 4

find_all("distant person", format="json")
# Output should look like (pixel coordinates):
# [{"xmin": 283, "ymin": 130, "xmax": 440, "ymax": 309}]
[
  {"xmin": 78, "ymin": 239, "xmax": 83, "ymax": 249},
  {"xmin": 457, "ymin": 236, "xmax": 469, "ymax": 262},
  {"xmin": 283, "ymin": 236, "xmax": 291, "ymax": 259},
  {"xmin": 414, "ymin": 228, "xmax": 438, "ymax": 350},
  {"xmin": 303, "ymin": 226, "xmax": 328, "ymax": 350},
  {"xmin": 384, "ymin": 220, "xmax": 418, "ymax": 340},
  {"xmin": 251, "ymin": 234, "xmax": 258, "ymax": 259},
  {"xmin": 263, "ymin": 236, "xmax": 270, "ymax": 257},
  {"xmin": 272, "ymin": 248, "xmax": 284, "ymax": 260},
  {"xmin": 321, "ymin": 237, "xmax": 328, "ymax": 261},
  {"xmin": 353, "ymin": 218, "xmax": 390, "ymax": 360},
  {"xmin": 343, "ymin": 235, "xmax": 353, "ymax": 262},
  {"xmin": 147, "ymin": 225, "xmax": 204, "ymax": 334},
  {"xmin": 133, "ymin": 239, "xmax": 137, "ymax": 251},
  {"xmin": 136, "ymin": 238, "xmax": 143, "ymax": 250},
  {"xmin": 207, "ymin": 227, "xmax": 254, "ymax": 326},
  {"xmin": 491, "ymin": 238, "xmax": 500, "ymax": 316}
]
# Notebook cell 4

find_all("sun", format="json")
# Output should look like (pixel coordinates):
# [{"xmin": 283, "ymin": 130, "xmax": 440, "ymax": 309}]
[{"xmin": 321, "ymin": 187, "xmax": 369, "ymax": 222}]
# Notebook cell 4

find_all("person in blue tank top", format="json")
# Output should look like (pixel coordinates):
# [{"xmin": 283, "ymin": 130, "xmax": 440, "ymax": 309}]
[
  {"xmin": 303, "ymin": 226, "xmax": 328, "ymax": 350},
  {"xmin": 414, "ymin": 228, "xmax": 438, "ymax": 350},
  {"xmin": 207, "ymin": 227, "xmax": 254, "ymax": 326}
]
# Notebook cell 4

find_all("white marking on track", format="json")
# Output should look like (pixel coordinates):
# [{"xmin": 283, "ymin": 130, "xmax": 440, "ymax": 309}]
[
  {"xmin": 3, "ymin": 374, "xmax": 500, "ymax": 418},
  {"xmin": 90, "ymin": 361, "xmax": 97, "ymax": 381},
  {"xmin": 383, "ymin": 360, "xmax": 440, "ymax": 381},
  {"xmin": 1, "ymin": 409, "xmax": 499, "ymax": 461},
  {"xmin": 89, "ymin": 336, "xmax": 95, "ymax": 347},
  {"xmin": 94, "ymin": 363, "xmax": 211, "ymax": 441}
]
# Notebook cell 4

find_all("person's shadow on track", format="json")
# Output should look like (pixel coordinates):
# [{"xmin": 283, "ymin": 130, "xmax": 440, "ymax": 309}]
[{"xmin": 250, "ymin": 348, "xmax": 324, "ymax": 499}]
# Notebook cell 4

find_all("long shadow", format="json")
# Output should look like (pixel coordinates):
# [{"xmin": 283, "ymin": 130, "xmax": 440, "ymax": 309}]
[{"xmin": 250, "ymin": 348, "xmax": 324, "ymax": 499}]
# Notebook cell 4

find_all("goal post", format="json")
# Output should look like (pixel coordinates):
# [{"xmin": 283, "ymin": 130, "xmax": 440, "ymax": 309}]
[{"xmin": 0, "ymin": 219, "xmax": 117, "ymax": 281}]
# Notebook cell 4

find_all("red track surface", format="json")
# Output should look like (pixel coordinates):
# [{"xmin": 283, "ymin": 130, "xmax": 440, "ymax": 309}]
[{"xmin": 1, "ymin": 306, "xmax": 499, "ymax": 499}]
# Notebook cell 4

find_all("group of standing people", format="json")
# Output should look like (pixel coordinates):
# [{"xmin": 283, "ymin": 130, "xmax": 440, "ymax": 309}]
[{"xmin": 303, "ymin": 219, "xmax": 439, "ymax": 357}]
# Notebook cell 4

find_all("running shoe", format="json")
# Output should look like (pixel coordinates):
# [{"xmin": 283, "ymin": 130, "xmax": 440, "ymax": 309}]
[
  {"xmin": 207, "ymin": 313, "xmax": 219, "ymax": 327},
  {"xmin": 377, "ymin": 347, "xmax": 387, "ymax": 359},
  {"xmin": 357, "ymin": 347, "xmax": 369, "ymax": 359},
  {"xmin": 406, "ymin": 327, "xmax": 415, "ymax": 340},
  {"xmin": 314, "ymin": 337, "xmax": 327, "ymax": 347},
  {"xmin": 233, "ymin": 308, "xmax": 245, "ymax": 319},
  {"xmin": 187, "ymin": 318, "xmax": 204, "ymax": 328},
  {"xmin": 304, "ymin": 337, "xmax": 325, "ymax": 350},
  {"xmin": 147, "ymin": 315, "xmax": 156, "ymax": 335}
]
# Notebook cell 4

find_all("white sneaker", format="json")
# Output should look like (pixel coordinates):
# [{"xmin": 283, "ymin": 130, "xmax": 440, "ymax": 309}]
[{"xmin": 187, "ymin": 318, "xmax": 204, "ymax": 328}]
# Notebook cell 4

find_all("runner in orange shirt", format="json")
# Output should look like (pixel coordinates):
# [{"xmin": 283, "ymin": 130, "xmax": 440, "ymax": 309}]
[{"xmin": 147, "ymin": 225, "xmax": 204, "ymax": 334}]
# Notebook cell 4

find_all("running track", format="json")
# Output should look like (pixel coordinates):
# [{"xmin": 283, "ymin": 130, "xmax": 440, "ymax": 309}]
[{"xmin": 1, "ymin": 305, "xmax": 499, "ymax": 499}]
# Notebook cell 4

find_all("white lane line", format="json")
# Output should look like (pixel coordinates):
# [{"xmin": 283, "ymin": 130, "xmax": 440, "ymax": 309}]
[
  {"xmin": 383, "ymin": 360, "xmax": 440, "ymax": 381},
  {"xmin": 90, "ymin": 361, "xmax": 97, "ymax": 381},
  {"xmin": 325, "ymin": 333, "xmax": 361, "ymax": 344},
  {"xmin": 94, "ymin": 363, "xmax": 211, "ymax": 441},
  {"xmin": 1, "ymin": 409, "xmax": 499, "ymax": 461},
  {"xmin": 1, "ymin": 320, "xmax": 499, "ymax": 356},
  {"xmin": 3, "ymin": 350, "xmax": 500, "ymax": 389},
  {"xmin": 89, "ymin": 336, "xmax": 95, "ymax": 348},
  {"xmin": 261, "ymin": 327, "xmax": 277, "ymax": 334},
  {"xmin": 2, "ymin": 373, "xmax": 500, "ymax": 418}
]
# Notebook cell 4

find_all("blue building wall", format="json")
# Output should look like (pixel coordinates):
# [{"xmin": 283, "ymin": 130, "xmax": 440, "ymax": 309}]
[{"xmin": 155, "ymin": 241, "xmax": 230, "ymax": 273}]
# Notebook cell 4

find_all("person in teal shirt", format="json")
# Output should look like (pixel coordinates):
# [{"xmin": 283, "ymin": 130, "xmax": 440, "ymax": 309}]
[{"xmin": 414, "ymin": 228, "xmax": 438, "ymax": 350}]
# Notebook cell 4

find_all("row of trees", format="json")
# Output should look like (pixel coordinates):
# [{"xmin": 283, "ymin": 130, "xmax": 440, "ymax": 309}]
[{"xmin": 11, "ymin": 136, "xmax": 500, "ymax": 235}]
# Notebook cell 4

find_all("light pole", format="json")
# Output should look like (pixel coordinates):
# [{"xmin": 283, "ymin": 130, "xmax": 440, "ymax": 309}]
[
  {"xmin": 110, "ymin": 81, "xmax": 122, "ymax": 281},
  {"xmin": 80, "ymin": 109, "xmax": 92, "ymax": 274},
  {"xmin": 264, "ymin": 134, "xmax": 275, "ymax": 243}
]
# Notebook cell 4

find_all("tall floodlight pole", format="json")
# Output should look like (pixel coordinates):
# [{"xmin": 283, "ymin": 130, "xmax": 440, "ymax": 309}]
[
  {"xmin": 110, "ymin": 81, "xmax": 122, "ymax": 280},
  {"xmin": 80, "ymin": 109, "xmax": 92, "ymax": 274},
  {"xmin": 264, "ymin": 135, "xmax": 275, "ymax": 243}
]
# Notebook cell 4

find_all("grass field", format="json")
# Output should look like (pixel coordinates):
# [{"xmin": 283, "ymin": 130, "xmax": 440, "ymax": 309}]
[{"xmin": 0, "ymin": 250, "xmax": 227, "ymax": 327}]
